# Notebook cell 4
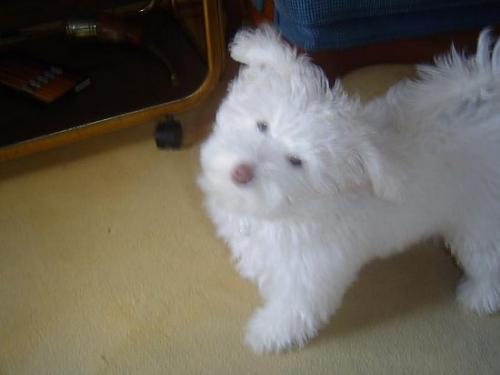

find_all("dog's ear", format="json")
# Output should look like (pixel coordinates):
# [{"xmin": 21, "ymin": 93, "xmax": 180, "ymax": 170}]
[
  {"xmin": 359, "ymin": 142, "xmax": 404, "ymax": 202},
  {"xmin": 229, "ymin": 24, "xmax": 297, "ymax": 69}
]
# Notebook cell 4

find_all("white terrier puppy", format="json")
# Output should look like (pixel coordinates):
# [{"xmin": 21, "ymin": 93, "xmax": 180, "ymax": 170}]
[{"xmin": 198, "ymin": 25, "xmax": 500, "ymax": 353}]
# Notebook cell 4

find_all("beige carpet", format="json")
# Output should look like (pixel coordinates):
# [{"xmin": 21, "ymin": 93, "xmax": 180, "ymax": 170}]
[{"xmin": 1, "ymin": 65, "xmax": 499, "ymax": 375}]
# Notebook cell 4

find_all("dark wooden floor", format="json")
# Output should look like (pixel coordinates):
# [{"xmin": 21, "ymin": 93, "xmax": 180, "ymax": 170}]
[{"xmin": 311, "ymin": 27, "xmax": 499, "ymax": 80}]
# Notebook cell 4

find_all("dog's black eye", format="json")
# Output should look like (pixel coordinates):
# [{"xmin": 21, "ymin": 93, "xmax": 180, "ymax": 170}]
[
  {"xmin": 257, "ymin": 121, "xmax": 268, "ymax": 133},
  {"xmin": 287, "ymin": 155, "xmax": 303, "ymax": 167}
]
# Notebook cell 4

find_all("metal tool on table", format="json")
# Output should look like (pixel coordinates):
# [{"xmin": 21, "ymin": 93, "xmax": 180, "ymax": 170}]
[{"xmin": 65, "ymin": 13, "xmax": 177, "ymax": 86}]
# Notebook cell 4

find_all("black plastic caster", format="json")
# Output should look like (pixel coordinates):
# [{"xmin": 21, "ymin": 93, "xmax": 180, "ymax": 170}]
[{"xmin": 155, "ymin": 116, "xmax": 183, "ymax": 149}]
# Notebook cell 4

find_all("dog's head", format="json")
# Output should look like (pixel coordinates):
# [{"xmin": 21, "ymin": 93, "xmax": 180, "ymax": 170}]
[{"xmin": 199, "ymin": 25, "xmax": 401, "ymax": 218}]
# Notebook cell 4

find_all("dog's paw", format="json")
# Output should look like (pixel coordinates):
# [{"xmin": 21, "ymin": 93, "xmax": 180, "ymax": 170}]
[
  {"xmin": 244, "ymin": 307, "xmax": 318, "ymax": 354},
  {"xmin": 457, "ymin": 278, "xmax": 500, "ymax": 314}
]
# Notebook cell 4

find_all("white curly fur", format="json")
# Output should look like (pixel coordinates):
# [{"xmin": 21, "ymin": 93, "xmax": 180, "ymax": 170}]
[{"xmin": 198, "ymin": 25, "xmax": 500, "ymax": 353}]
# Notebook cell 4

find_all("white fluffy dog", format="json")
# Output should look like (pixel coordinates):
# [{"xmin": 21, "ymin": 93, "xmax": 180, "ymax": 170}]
[{"xmin": 198, "ymin": 25, "xmax": 500, "ymax": 353}]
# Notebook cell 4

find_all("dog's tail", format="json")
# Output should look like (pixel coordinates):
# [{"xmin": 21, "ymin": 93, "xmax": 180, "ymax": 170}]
[
  {"xmin": 411, "ymin": 29, "xmax": 500, "ymax": 110},
  {"xmin": 474, "ymin": 28, "xmax": 500, "ymax": 76},
  {"xmin": 385, "ymin": 30, "xmax": 500, "ymax": 133},
  {"xmin": 419, "ymin": 29, "xmax": 500, "ymax": 82}
]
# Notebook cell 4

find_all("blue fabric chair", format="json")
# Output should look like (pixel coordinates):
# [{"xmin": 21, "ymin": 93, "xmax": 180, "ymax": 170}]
[{"xmin": 270, "ymin": 0, "xmax": 500, "ymax": 51}]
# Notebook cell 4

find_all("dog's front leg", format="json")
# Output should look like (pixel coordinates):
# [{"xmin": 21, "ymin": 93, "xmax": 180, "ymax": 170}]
[{"xmin": 244, "ymin": 249, "xmax": 358, "ymax": 354}]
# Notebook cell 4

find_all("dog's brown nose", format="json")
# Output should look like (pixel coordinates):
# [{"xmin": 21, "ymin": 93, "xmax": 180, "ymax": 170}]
[{"xmin": 231, "ymin": 163, "xmax": 254, "ymax": 185}]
